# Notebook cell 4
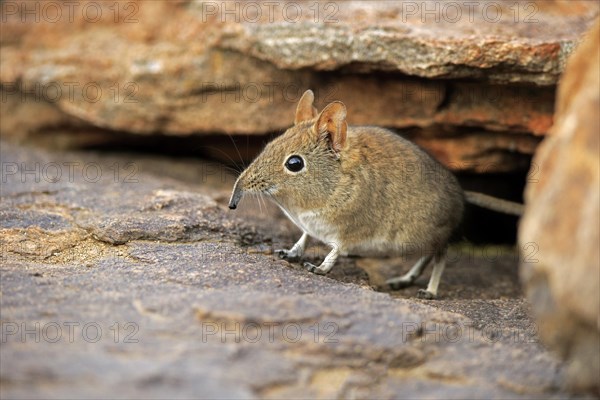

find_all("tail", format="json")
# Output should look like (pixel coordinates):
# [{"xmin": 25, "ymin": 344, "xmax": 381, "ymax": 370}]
[{"xmin": 464, "ymin": 191, "xmax": 524, "ymax": 216}]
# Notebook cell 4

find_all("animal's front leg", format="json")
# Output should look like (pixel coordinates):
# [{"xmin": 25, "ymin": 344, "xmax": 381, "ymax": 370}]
[
  {"xmin": 275, "ymin": 232, "xmax": 308, "ymax": 262},
  {"xmin": 304, "ymin": 244, "xmax": 339, "ymax": 275}
]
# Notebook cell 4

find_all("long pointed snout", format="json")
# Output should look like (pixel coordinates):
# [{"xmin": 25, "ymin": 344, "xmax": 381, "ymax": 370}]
[{"xmin": 228, "ymin": 178, "xmax": 244, "ymax": 210}]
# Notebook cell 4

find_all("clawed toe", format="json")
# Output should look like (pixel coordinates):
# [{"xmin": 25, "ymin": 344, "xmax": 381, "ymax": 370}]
[
  {"xmin": 303, "ymin": 262, "xmax": 317, "ymax": 273},
  {"xmin": 304, "ymin": 262, "xmax": 327, "ymax": 275},
  {"xmin": 275, "ymin": 249, "xmax": 299, "ymax": 262},
  {"xmin": 386, "ymin": 277, "xmax": 414, "ymax": 290},
  {"xmin": 417, "ymin": 289, "xmax": 436, "ymax": 300}
]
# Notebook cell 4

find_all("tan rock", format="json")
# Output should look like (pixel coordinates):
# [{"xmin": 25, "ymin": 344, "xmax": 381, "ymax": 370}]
[
  {"xmin": 519, "ymin": 19, "xmax": 600, "ymax": 393},
  {"xmin": 0, "ymin": 1, "xmax": 598, "ymax": 172}
]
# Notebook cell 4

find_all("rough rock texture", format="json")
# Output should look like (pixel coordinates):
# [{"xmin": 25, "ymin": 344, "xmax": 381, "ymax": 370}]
[
  {"xmin": 0, "ymin": 141, "xmax": 578, "ymax": 399},
  {"xmin": 519, "ymin": 20, "xmax": 600, "ymax": 394},
  {"xmin": 1, "ymin": 1, "xmax": 598, "ymax": 172}
]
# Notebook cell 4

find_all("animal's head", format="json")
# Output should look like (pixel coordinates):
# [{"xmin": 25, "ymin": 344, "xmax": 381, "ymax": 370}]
[{"xmin": 228, "ymin": 89, "xmax": 348, "ymax": 212}]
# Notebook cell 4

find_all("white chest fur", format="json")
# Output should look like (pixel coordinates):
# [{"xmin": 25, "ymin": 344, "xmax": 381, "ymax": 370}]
[{"xmin": 277, "ymin": 205, "xmax": 339, "ymax": 245}]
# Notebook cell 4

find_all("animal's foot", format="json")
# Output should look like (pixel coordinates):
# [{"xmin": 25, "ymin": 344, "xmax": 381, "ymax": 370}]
[
  {"xmin": 303, "ymin": 262, "xmax": 328, "ymax": 275},
  {"xmin": 275, "ymin": 249, "xmax": 300, "ymax": 262},
  {"xmin": 417, "ymin": 289, "xmax": 437, "ymax": 300},
  {"xmin": 386, "ymin": 276, "xmax": 415, "ymax": 290}
]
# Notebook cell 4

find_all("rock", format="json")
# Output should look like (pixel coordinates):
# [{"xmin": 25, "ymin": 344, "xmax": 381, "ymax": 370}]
[
  {"xmin": 519, "ymin": 19, "xmax": 600, "ymax": 393},
  {"xmin": 1, "ymin": 1, "xmax": 598, "ymax": 172},
  {"xmin": 0, "ymin": 140, "xmax": 570, "ymax": 398}
]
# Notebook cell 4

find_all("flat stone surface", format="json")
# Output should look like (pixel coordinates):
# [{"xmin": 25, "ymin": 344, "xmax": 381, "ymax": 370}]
[{"xmin": 0, "ymin": 141, "xmax": 585, "ymax": 399}]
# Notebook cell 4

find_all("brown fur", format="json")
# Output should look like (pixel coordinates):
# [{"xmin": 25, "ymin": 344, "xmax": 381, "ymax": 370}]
[{"xmin": 230, "ymin": 91, "xmax": 464, "ymax": 261}]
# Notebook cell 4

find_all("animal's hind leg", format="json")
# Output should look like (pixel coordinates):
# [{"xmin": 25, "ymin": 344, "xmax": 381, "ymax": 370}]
[
  {"xmin": 387, "ymin": 255, "xmax": 433, "ymax": 290},
  {"xmin": 417, "ymin": 249, "xmax": 446, "ymax": 299}
]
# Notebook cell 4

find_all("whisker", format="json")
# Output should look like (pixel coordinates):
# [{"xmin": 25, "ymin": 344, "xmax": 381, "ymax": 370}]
[
  {"xmin": 253, "ymin": 192, "xmax": 263, "ymax": 214},
  {"xmin": 259, "ymin": 193, "xmax": 267, "ymax": 215},
  {"xmin": 221, "ymin": 165, "xmax": 242, "ymax": 175},
  {"xmin": 224, "ymin": 134, "xmax": 247, "ymax": 172},
  {"xmin": 196, "ymin": 145, "xmax": 244, "ymax": 174}
]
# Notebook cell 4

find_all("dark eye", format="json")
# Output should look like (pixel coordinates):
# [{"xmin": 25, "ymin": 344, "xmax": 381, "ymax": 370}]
[{"xmin": 285, "ymin": 155, "xmax": 304, "ymax": 172}]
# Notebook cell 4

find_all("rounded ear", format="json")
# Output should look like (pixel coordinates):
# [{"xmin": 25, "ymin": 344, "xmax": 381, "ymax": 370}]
[
  {"xmin": 294, "ymin": 89, "xmax": 318, "ymax": 125},
  {"xmin": 315, "ymin": 101, "xmax": 347, "ymax": 155}
]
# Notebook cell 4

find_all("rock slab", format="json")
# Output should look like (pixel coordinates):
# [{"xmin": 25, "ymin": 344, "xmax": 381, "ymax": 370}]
[
  {"xmin": 519, "ymin": 19, "xmax": 600, "ymax": 394},
  {"xmin": 1, "ymin": 1, "xmax": 599, "ymax": 172},
  {"xmin": 0, "ymin": 140, "xmax": 573, "ymax": 399}
]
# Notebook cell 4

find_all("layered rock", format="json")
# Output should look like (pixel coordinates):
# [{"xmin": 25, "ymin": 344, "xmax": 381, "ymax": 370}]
[
  {"xmin": 519, "ymin": 19, "xmax": 600, "ymax": 393},
  {"xmin": 1, "ymin": 1, "xmax": 599, "ymax": 172}
]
